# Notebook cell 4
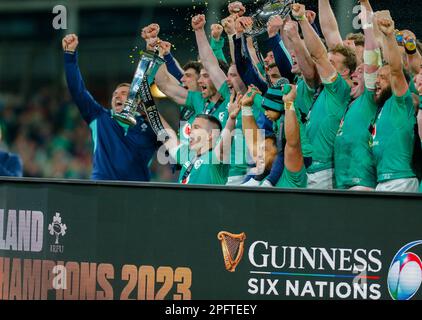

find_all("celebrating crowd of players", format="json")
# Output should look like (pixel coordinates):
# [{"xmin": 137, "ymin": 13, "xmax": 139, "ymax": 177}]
[{"xmin": 61, "ymin": 0, "xmax": 422, "ymax": 193}]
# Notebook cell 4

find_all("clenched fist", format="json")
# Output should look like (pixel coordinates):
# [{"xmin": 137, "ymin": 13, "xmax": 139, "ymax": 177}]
[
  {"xmin": 141, "ymin": 23, "xmax": 160, "ymax": 40},
  {"xmin": 62, "ymin": 34, "xmax": 79, "ymax": 52},
  {"xmin": 284, "ymin": 20, "xmax": 300, "ymax": 40},
  {"xmin": 228, "ymin": 1, "xmax": 246, "ymax": 17},
  {"xmin": 267, "ymin": 15, "xmax": 284, "ymax": 38},
  {"xmin": 305, "ymin": 10, "xmax": 316, "ymax": 24},
  {"xmin": 241, "ymin": 85, "xmax": 260, "ymax": 107},
  {"xmin": 211, "ymin": 24, "xmax": 224, "ymax": 40},
  {"xmin": 235, "ymin": 16, "xmax": 253, "ymax": 35},
  {"xmin": 192, "ymin": 14, "xmax": 206, "ymax": 31},
  {"xmin": 159, "ymin": 41, "xmax": 172, "ymax": 56},
  {"xmin": 377, "ymin": 17, "xmax": 395, "ymax": 37},
  {"xmin": 291, "ymin": 3, "xmax": 306, "ymax": 21},
  {"xmin": 222, "ymin": 16, "xmax": 236, "ymax": 36}
]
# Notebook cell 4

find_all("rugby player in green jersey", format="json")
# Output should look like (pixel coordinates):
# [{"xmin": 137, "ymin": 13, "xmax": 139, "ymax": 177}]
[
  {"xmin": 241, "ymin": 85, "xmax": 307, "ymax": 188},
  {"xmin": 192, "ymin": 14, "xmax": 263, "ymax": 186},
  {"xmin": 371, "ymin": 15, "xmax": 418, "ymax": 192},
  {"xmin": 415, "ymin": 73, "xmax": 422, "ymax": 192},
  {"xmin": 158, "ymin": 94, "xmax": 241, "ymax": 185},
  {"xmin": 334, "ymin": 0, "xmax": 380, "ymax": 191},
  {"xmin": 142, "ymin": 23, "xmax": 222, "ymax": 147},
  {"xmin": 293, "ymin": 3, "xmax": 357, "ymax": 190},
  {"xmin": 283, "ymin": 19, "xmax": 319, "ymax": 117}
]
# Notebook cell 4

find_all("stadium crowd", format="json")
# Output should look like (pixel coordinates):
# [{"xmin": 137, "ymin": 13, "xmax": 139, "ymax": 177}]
[{"xmin": 5, "ymin": 0, "xmax": 422, "ymax": 193}]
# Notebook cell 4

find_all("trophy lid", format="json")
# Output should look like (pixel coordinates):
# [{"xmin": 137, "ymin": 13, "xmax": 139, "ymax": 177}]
[{"xmin": 246, "ymin": 0, "xmax": 295, "ymax": 37}]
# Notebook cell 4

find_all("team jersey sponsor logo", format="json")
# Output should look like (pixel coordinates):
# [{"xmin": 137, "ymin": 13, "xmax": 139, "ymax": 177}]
[
  {"xmin": 182, "ymin": 123, "xmax": 191, "ymax": 139},
  {"xmin": 218, "ymin": 231, "xmax": 247, "ymax": 272},
  {"xmin": 194, "ymin": 159, "xmax": 204, "ymax": 170},
  {"xmin": 219, "ymin": 112, "xmax": 226, "ymax": 122}
]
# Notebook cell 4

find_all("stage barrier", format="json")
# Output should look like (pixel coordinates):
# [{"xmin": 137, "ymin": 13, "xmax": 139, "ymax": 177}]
[{"xmin": 0, "ymin": 177, "xmax": 421, "ymax": 300}]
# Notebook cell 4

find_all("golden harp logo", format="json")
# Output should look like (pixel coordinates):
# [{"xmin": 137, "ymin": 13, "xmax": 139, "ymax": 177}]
[{"xmin": 217, "ymin": 231, "xmax": 246, "ymax": 272}]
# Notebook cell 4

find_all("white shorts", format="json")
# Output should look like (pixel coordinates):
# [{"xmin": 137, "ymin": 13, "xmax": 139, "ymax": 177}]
[
  {"xmin": 259, "ymin": 180, "xmax": 274, "ymax": 187},
  {"xmin": 375, "ymin": 178, "xmax": 419, "ymax": 193},
  {"xmin": 226, "ymin": 175, "xmax": 246, "ymax": 186},
  {"xmin": 241, "ymin": 178, "xmax": 261, "ymax": 187},
  {"xmin": 307, "ymin": 169, "xmax": 334, "ymax": 190},
  {"xmin": 349, "ymin": 186, "xmax": 374, "ymax": 191}
]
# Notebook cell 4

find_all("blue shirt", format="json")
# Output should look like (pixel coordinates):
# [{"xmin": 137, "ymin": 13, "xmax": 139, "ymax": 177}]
[
  {"xmin": 64, "ymin": 52, "xmax": 159, "ymax": 181},
  {"xmin": 0, "ymin": 151, "xmax": 22, "ymax": 177}
]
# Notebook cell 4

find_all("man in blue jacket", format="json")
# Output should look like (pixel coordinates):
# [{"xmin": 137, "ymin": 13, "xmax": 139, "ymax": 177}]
[{"xmin": 62, "ymin": 34, "xmax": 159, "ymax": 181}]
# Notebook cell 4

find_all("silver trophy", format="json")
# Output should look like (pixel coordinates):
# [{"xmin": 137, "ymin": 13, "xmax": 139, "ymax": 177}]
[
  {"xmin": 243, "ymin": 0, "xmax": 295, "ymax": 87},
  {"xmin": 246, "ymin": 0, "xmax": 296, "ymax": 37},
  {"xmin": 113, "ymin": 50, "xmax": 164, "ymax": 127}
]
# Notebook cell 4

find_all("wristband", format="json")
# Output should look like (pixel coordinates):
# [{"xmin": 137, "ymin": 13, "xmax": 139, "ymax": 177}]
[
  {"xmin": 285, "ymin": 101, "xmax": 295, "ymax": 111},
  {"xmin": 293, "ymin": 15, "xmax": 306, "ymax": 22},
  {"xmin": 362, "ymin": 23, "xmax": 373, "ymax": 30},
  {"xmin": 364, "ymin": 48, "xmax": 382, "ymax": 67},
  {"xmin": 242, "ymin": 106, "xmax": 253, "ymax": 116}
]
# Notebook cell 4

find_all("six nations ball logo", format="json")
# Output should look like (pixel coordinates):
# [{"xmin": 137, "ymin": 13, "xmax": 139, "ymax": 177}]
[{"xmin": 387, "ymin": 240, "xmax": 422, "ymax": 300}]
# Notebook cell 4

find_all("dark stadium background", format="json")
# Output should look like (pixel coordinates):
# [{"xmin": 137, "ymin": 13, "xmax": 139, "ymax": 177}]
[{"xmin": 0, "ymin": 0, "xmax": 420, "ymax": 181}]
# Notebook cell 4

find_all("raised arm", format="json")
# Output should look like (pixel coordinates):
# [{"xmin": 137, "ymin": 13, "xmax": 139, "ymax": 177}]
[
  {"xmin": 215, "ymin": 93, "xmax": 240, "ymax": 162},
  {"xmin": 192, "ymin": 14, "xmax": 227, "ymax": 91},
  {"xmin": 318, "ymin": 0, "xmax": 343, "ymax": 50},
  {"xmin": 155, "ymin": 64, "xmax": 188, "ymax": 106},
  {"xmin": 360, "ymin": 0, "xmax": 381, "ymax": 89},
  {"xmin": 241, "ymin": 88, "xmax": 263, "ymax": 163},
  {"xmin": 266, "ymin": 15, "xmax": 295, "ymax": 83},
  {"xmin": 222, "ymin": 15, "xmax": 236, "ymax": 63},
  {"xmin": 283, "ymin": 85, "xmax": 303, "ymax": 173},
  {"xmin": 294, "ymin": 3, "xmax": 337, "ymax": 81},
  {"xmin": 284, "ymin": 20, "xmax": 319, "ymax": 87},
  {"xmin": 159, "ymin": 41, "xmax": 184, "ymax": 81},
  {"xmin": 210, "ymin": 24, "xmax": 228, "ymax": 64},
  {"xmin": 62, "ymin": 34, "xmax": 103, "ymax": 124},
  {"xmin": 377, "ymin": 16, "xmax": 409, "ymax": 97},
  {"xmin": 233, "ymin": 17, "xmax": 268, "ymax": 93},
  {"xmin": 402, "ymin": 29, "xmax": 422, "ymax": 75}
]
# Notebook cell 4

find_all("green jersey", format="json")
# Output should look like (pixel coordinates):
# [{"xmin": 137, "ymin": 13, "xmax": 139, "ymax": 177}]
[
  {"xmin": 181, "ymin": 82, "xmax": 230, "ymax": 147},
  {"xmin": 371, "ymin": 89, "xmax": 416, "ymax": 182},
  {"xmin": 179, "ymin": 106, "xmax": 197, "ymax": 146},
  {"xmin": 272, "ymin": 111, "xmax": 313, "ymax": 160},
  {"xmin": 334, "ymin": 88, "xmax": 378, "ymax": 189},
  {"xmin": 253, "ymin": 91, "xmax": 313, "ymax": 160},
  {"xmin": 306, "ymin": 74, "xmax": 351, "ymax": 173},
  {"xmin": 210, "ymin": 37, "xmax": 227, "ymax": 64},
  {"xmin": 276, "ymin": 166, "xmax": 308, "ymax": 188},
  {"xmin": 409, "ymin": 77, "xmax": 419, "ymax": 96},
  {"xmin": 185, "ymin": 82, "xmax": 230, "ymax": 128},
  {"xmin": 296, "ymin": 78, "xmax": 316, "ymax": 116},
  {"xmin": 175, "ymin": 144, "xmax": 229, "ymax": 185},
  {"xmin": 229, "ymin": 103, "xmax": 262, "ymax": 177}
]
